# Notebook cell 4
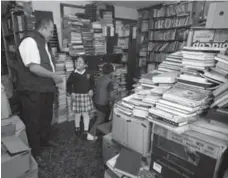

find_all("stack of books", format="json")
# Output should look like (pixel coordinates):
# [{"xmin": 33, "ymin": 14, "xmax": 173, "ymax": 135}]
[
  {"xmin": 103, "ymin": 11, "xmax": 113, "ymax": 26},
  {"xmin": 148, "ymin": 83, "xmax": 210, "ymax": 134},
  {"xmin": 158, "ymin": 51, "xmax": 183, "ymax": 72},
  {"xmin": 69, "ymin": 31, "xmax": 85, "ymax": 56},
  {"xmin": 65, "ymin": 56, "xmax": 74, "ymax": 74},
  {"xmin": 112, "ymin": 67, "xmax": 128, "ymax": 100},
  {"xmin": 182, "ymin": 47, "xmax": 217, "ymax": 70},
  {"xmin": 82, "ymin": 31, "xmax": 94, "ymax": 55},
  {"xmin": 93, "ymin": 22, "xmax": 106, "ymax": 55}
]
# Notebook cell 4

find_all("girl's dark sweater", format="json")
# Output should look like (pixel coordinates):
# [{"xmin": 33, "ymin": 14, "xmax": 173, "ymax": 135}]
[{"xmin": 66, "ymin": 70, "xmax": 94, "ymax": 94}]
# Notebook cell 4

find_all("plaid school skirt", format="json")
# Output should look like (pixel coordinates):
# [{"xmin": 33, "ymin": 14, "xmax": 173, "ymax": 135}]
[{"xmin": 72, "ymin": 93, "xmax": 94, "ymax": 113}]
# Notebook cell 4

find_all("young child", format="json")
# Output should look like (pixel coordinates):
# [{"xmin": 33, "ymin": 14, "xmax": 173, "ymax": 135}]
[
  {"xmin": 89, "ymin": 63, "xmax": 115, "ymax": 139},
  {"xmin": 66, "ymin": 56, "xmax": 94, "ymax": 140}
]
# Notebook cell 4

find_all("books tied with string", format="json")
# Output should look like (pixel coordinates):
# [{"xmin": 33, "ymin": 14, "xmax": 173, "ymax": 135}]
[
  {"xmin": 148, "ymin": 83, "xmax": 211, "ymax": 134},
  {"xmin": 157, "ymin": 51, "xmax": 183, "ymax": 73}
]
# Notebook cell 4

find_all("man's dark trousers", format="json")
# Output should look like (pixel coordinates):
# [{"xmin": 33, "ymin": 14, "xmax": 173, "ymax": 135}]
[{"xmin": 19, "ymin": 90, "xmax": 54, "ymax": 157}]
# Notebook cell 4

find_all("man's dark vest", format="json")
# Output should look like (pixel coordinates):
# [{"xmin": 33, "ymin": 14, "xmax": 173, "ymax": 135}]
[{"xmin": 16, "ymin": 31, "xmax": 56, "ymax": 92}]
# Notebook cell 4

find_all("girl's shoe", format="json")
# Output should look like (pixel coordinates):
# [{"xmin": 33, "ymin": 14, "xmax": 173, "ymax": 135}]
[
  {"xmin": 75, "ymin": 128, "xmax": 81, "ymax": 136},
  {"xmin": 86, "ymin": 133, "xmax": 98, "ymax": 141}
]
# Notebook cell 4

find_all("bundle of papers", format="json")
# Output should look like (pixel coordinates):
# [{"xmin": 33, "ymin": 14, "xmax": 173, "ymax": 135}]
[{"xmin": 182, "ymin": 47, "xmax": 218, "ymax": 70}]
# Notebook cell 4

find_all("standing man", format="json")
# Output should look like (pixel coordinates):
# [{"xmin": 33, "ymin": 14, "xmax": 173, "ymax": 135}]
[{"xmin": 16, "ymin": 19, "xmax": 63, "ymax": 160}]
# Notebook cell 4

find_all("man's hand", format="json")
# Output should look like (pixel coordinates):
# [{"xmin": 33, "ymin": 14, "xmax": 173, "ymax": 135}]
[
  {"xmin": 88, "ymin": 90, "xmax": 93, "ymax": 97},
  {"xmin": 52, "ymin": 73, "xmax": 63, "ymax": 84}
]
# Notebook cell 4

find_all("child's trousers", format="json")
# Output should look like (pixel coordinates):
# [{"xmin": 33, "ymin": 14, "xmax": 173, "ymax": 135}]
[{"xmin": 74, "ymin": 112, "xmax": 90, "ymax": 131}]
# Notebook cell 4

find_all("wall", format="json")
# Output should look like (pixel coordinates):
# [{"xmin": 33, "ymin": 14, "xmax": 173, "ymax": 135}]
[
  {"xmin": 32, "ymin": 1, "xmax": 138, "ymax": 49},
  {"xmin": 114, "ymin": 6, "xmax": 138, "ymax": 20}
]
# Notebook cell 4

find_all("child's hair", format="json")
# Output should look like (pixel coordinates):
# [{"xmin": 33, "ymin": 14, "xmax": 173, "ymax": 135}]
[
  {"xmin": 74, "ymin": 56, "xmax": 87, "ymax": 69},
  {"xmin": 75, "ymin": 56, "xmax": 87, "ymax": 64},
  {"xmin": 102, "ymin": 63, "xmax": 114, "ymax": 74}
]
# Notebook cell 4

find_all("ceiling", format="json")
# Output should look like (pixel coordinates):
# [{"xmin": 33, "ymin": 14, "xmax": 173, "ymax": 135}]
[{"xmin": 106, "ymin": 1, "xmax": 164, "ymax": 9}]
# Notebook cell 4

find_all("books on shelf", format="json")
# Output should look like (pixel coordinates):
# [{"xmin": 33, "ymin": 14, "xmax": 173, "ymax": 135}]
[{"xmin": 154, "ymin": 16, "xmax": 190, "ymax": 29}]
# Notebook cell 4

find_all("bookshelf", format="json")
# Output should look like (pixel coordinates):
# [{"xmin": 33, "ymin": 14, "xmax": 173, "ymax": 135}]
[
  {"xmin": 2, "ymin": 8, "xmax": 35, "ymax": 81},
  {"xmin": 137, "ymin": 1, "xmax": 199, "ymax": 73}
]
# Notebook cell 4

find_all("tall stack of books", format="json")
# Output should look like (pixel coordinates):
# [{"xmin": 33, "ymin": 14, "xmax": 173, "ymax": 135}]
[
  {"xmin": 55, "ymin": 58, "xmax": 67, "ymax": 123},
  {"xmin": 157, "ymin": 51, "xmax": 183, "ymax": 72},
  {"xmin": 92, "ymin": 22, "xmax": 106, "ymax": 55},
  {"xmin": 63, "ymin": 15, "xmax": 85, "ymax": 56}
]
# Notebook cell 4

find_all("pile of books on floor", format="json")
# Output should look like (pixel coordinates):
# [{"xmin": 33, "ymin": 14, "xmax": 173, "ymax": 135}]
[
  {"xmin": 92, "ymin": 22, "xmax": 106, "ymax": 55},
  {"xmin": 157, "ymin": 51, "xmax": 183, "ymax": 72}
]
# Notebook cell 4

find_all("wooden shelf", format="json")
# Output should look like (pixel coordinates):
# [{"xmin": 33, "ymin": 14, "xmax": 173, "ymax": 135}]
[
  {"xmin": 152, "ymin": 13, "xmax": 191, "ymax": 19},
  {"xmin": 149, "ymin": 25, "xmax": 191, "ymax": 31}
]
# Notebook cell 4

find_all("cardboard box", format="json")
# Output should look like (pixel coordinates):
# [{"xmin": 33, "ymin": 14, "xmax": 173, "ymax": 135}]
[
  {"xmin": 1, "ymin": 119, "xmax": 16, "ymax": 137},
  {"xmin": 1, "ymin": 136, "xmax": 31, "ymax": 178},
  {"xmin": 19, "ymin": 156, "xmax": 38, "ymax": 178},
  {"xmin": 7, "ymin": 115, "xmax": 29, "ymax": 146}
]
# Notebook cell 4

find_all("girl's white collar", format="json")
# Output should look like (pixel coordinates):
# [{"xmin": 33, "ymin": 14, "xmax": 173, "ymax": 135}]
[{"xmin": 74, "ymin": 69, "xmax": 86, "ymax": 75}]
